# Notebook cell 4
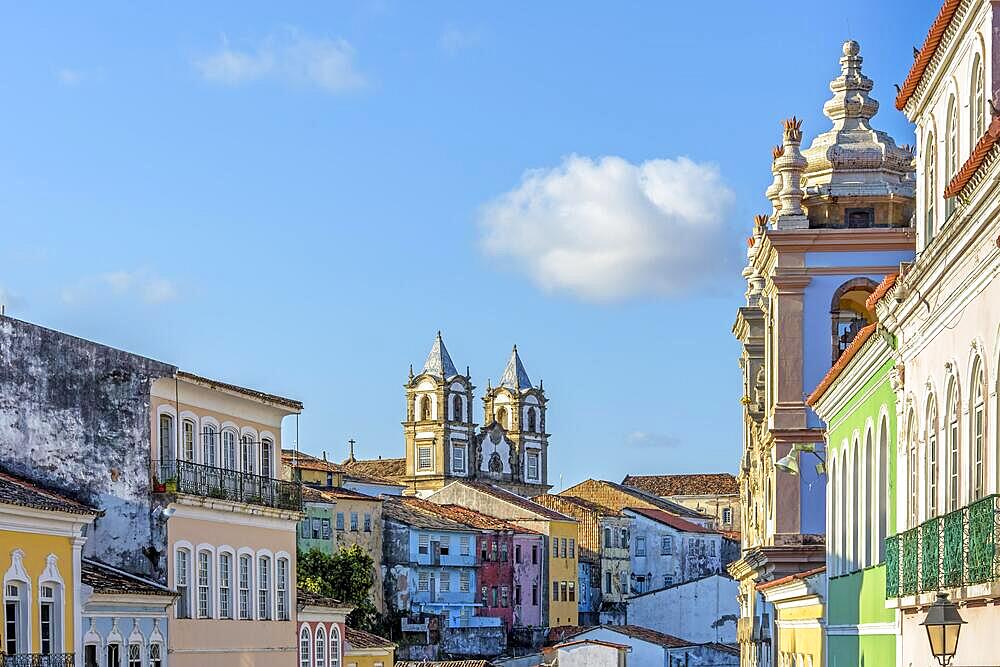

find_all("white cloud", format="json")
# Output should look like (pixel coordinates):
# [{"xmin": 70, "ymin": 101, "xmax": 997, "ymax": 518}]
[
  {"xmin": 439, "ymin": 26, "xmax": 480, "ymax": 55},
  {"xmin": 62, "ymin": 270, "xmax": 178, "ymax": 306},
  {"xmin": 625, "ymin": 431, "xmax": 680, "ymax": 449},
  {"xmin": 195, "ymin": 29, "xmax": 366, "ymax": 93},
  {"xmin": 56, "ymin": 68, "xmax": 85, "ymax": 86},
  {"xmin": 478, "ymin": 154, "xmax": 737, "ymax": 301}
]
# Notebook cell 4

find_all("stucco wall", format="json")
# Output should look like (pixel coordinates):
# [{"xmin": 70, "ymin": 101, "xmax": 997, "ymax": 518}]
[
  {"xmin": 566, "ymin": 628, "xmax": 663, "ymax": 666},
  {"xmin": 512, "ymin": 533, "xmax": 542, "ymax": 627},
  {"xmin": 0, "ymin": 316, "xmax": 175, "ymax": 579},
  {"xmin": 626, "ymin": 574, "xmax": 739, "ymax": 644},
  {"xmin": 625, "ymin": 512, "xmax": 724, "ymax": 592}
]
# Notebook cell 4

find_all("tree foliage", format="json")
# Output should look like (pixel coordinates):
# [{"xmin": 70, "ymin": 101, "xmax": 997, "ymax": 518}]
[{"xmin": 298, "ymin": 545, "xmax": 380, "ymax": 631}]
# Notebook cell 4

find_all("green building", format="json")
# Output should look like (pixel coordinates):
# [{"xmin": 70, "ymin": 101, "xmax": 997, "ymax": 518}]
[{"xmin": 808, "ymin": 285, "xmax": 899, "ymax": 667}]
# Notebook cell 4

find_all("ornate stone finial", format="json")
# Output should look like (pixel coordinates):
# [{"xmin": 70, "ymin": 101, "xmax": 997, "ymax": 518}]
[
  {"xmin": 753, "ymin": 214, "xmax": 769, "ymax": 230},
  {"xmin": 775, "ymin": 117, "xmax": 808, "ymax": 227},
  {"xmin": 771, "ymin": 145, "xmax": 784, "ymax": 160},
  {"xmin": 408, "ymin": 364, "xmax": 414, "ymax": 380},
  {"xmin": 782, "ymin": 117, "xmax": 804, "ymax": 143}
]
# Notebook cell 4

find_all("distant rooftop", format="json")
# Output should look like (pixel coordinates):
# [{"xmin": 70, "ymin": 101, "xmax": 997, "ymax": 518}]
[{"xmin": 622, "ymin": 473, "xmax": 738, "ymax": 497}]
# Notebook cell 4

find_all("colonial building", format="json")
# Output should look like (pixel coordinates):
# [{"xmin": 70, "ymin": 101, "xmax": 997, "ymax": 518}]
[
  {"xmin": 731, "ymin": 39, "xmax": 915, "ymax": 667},
  {"xmin": 807, "ymin": 276, "xmax": 901, "ymax": 667},
  {"xmin": 558, "ymin": 480, "xmax": 709, "ymax": 526},
  {"xmin": 622, "ymin": 508, "xmax": 729, "ymax": 594},
  {"xmin": 756, "ymin": 566, "xmax": 826, "ymax": 667},
  {"xmin": 879, "ymin": 1, "xmax": 1000, "ymax": 665},
  {"xmin": 349, "ymin": 334, "xmax": 551, "ymax": 498},
  {"xmin": 625, "ymin": 573, "xmax": 739, "ymax": 645},
  {"xmin": 621, "ymin": 473, "xmax": 740, "ymax": 531}
]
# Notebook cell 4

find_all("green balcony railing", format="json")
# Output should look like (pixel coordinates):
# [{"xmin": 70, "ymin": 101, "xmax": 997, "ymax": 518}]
[{"xmin": 886, "ymin": 494, "xmax": 1000, "ymax": 599}]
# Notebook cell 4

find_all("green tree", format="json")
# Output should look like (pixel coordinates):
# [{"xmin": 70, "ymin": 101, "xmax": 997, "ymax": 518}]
[{"xmin": 298, "ymin": 545, "xmax": 380, "ymax": 630}]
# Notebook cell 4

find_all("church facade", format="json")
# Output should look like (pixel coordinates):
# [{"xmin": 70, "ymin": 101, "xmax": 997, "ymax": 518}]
[{"xmin": 397, "ymin": 332, "xmax": 552, "ymax": 498}]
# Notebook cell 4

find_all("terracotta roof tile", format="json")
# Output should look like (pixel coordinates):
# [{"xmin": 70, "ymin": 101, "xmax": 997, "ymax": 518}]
[
  {"xmin": 806, "ymin": 323, "xmax": 878, "ymax": 407},
  {"xmin": 428, "ymin": 503, "xmax": 536, "ymax": 533},
  {"xmin": 454, "ymin": 481, "xmax": 575, "ymax": 521},
  {"xmin": 531, "ymin": 493, "xmax": 622, "ymax": 517},
  {"xmin": 621, "ymin": 473, "xmax": 738, "ymax": 497},
  {"xmin": 559, "ymin": 479, "xmax": 706, "ymax": 520},
  {"xmin": 0, "ymin": 468, "xmax": 97, "ymax": 516},
  {"xmin": 864, "ymin": 273, "xmax": 898, "ymax": 312},
  {"xmin": 395, "ymin": 662, "xmax": 494, "ymax": 667},
  {"xmin": 296, "ymin": 588, "xmax": 345, "ymax": 609},
  {"xmin": 345, "ymin": 626, "xmax": 395, "ymax": 650},
  {"xmin": 944, "ymin": 116, "xmax": 1000, "ymax": 198},
  {"xmin": 82, "ymin": 559, "xmax": 175, "ymax": 597},
  {"xmin": 624, "ymin": 507, "xmax": 718, "ymax": 535},
  {"xmin": 382, "ymin": 497, "xmax": 474, "ymax": 531},
  {"xmin": 176, "ymin": 370, "xmax": 302, "ymax": 411},
  {"xmin": 547, "ymin": 625, "xmax": 692, "ymax": 649},
  {"xmin": 283, "ymin": 450, "xmax": 345, "ymax": 474},
  {"xmin": 341, "ymin": 457, "xmax": 407, "ymax": 483},
  {"xmin": 896, "ymin": 0, "xmax": 962, "ymax": 110},
  {"xmin": 302, "ymin": 485, "xmax": 380, "ymax": 503},
  {"xmin": 756, "ymin": 565, "xmax": 826, "ymax": 591}
]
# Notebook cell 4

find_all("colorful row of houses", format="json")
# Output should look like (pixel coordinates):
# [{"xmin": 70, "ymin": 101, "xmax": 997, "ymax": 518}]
[{"xmin": 733, "ymin": 1, "xmax": 1000, "ymax": 665}]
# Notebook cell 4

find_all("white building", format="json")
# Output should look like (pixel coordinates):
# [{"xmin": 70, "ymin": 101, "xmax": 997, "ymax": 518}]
[
  {"xmin": 549, "ymin": 626, "xmax": 738, "ymax": 667},
  {"xmin": 626, "ymin": 574, "xmax": 739, "ymax": 644},
  {"xmin": 884, "ymin": 1, "xmax": 1000, "ymax": 665},
  {"xmin": 623, "ymin": 508, "xmax": 727, "ymax": 594}
]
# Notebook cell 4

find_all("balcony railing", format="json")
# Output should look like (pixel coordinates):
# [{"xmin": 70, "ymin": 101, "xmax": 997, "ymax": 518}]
[
  {"xmin": 154, "ymin": 459, "xmax": 302, "ymax": 512},
  {"xmin": 885, "ymin": 494, "xmax": 1000, "ymax": 598},
  {"xmin": 0, "ymin": 654, "xmax": 75, "ymax": 667}
]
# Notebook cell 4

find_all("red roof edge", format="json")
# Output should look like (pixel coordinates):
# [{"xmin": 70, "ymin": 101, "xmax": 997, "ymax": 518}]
[
  {"xmin": 806, "ymin": 323, "xmax": 878, "ymax": 407},
  {"xmin": 896, "ymin": 0, "xmax": 962, "ymax": 111},
  {"xmin": 865, "ymin": 273, "xmax": 898, "ymax": 313},
  {"xmin": 756, "ymin": 565, "xmax": 826, "ymax": 592},
  {"xmin": 944, "ymin": 116, "xmax": 1000, "ymax": 197}
]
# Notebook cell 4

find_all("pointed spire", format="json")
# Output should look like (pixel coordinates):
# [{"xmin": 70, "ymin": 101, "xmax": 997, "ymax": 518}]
[
  {"xmin": 421, "ymin": 331, "xmax": 459, "ymax": 378},
  {"xmin": 499, "ymin": 345, "xmax": 533, "ymax": 390}
]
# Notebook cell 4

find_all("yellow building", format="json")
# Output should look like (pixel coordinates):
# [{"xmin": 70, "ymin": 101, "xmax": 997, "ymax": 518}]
[
  {"xmin": 0, "ymin": 468, "xmax": 97, "ymax": 662},
  {"xmin": 427, "ymin": 480, "xmax": 579, "ymax": 627},
  {"xmin": 757, "ymin": 566, "xmax": 826, "ymax": 667},
  {"xmin": 343, "ymin": 627, "xmax": 395, "ymax": 667}
]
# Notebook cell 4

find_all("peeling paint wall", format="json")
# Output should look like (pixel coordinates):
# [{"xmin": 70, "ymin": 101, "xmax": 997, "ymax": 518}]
[
  {"xmin": 440, "ymin": 625, "xmax": 507, "ymax": 658},
  {"xmin": 625, "ymin": 510, "xmax": 725, "ymax": 593},
  {"xmin": 626, "ymin": 573, "xmax": 739, "ymax": 644},
  {"xmin": 0, "ymin": 317, "xmax": 176, "ymax": 579}
]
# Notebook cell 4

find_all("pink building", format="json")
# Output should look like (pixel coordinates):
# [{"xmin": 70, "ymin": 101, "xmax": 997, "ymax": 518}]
[{"xmin": 513, "ymin": 532, "xmax": 544, "ymax": 627}]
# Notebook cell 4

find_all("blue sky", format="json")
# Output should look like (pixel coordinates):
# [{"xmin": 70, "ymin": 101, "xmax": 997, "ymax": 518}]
[{"xmin": 0, "ymin": 1, "xmax": 937, "ymax": 488}]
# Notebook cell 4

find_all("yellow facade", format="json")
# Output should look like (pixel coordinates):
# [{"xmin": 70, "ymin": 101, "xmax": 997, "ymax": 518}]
[
  {"xmin": 759, "ymin": 571, "xmax": 825, "ymax": 667},
  {"xmin": 546, "ymin": 519, "xmax": 579, "ymax": 627},
  {"xmin": 344, "ymin": 647, "xmax": 395, "ymax": 667}
]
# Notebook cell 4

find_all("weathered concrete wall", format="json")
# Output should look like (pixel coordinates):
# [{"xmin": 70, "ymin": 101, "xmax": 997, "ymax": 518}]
[
  {"xmin": 383, "ymin": 519, "xmax": 412, "ymax": 612},
  {"xmin": 440, "ymin": 625, "xmax": 507, "ymax": 658},
  {"xmin": 626, "ymin": 574, "xmax": 739, "ymax": 644},
  {"xmin": 0, "ymin": 316, "xmax": 175, "ymax": 578},
  {"xmin": 625, "ymin": 510, "xmax": 724, "ymax": 593},
  {"xmin": 512, "ymin": 533, "xmax": 542, "ymax": 627}
]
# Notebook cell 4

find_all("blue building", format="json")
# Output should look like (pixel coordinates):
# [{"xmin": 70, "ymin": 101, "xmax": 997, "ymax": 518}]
[
  {"xmin": 382, "ymin": 497, "xmax": 497, "ymax": 628},
  {"xmin": 81, "ymin": 559, "xmax": 176, "ymax": 667}
]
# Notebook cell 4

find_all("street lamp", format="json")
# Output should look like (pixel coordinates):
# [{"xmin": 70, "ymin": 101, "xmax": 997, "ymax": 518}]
[
  {"xmin": 921, "ymin": 592, "xmax": 965, "ymax": 666},
  {"xmin": 775, "ymin": 443, "xmax": 826, "ymax": 476}
]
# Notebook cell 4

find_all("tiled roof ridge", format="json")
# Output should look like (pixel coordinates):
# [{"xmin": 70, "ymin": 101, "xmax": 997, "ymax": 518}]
[
  {"xmin": 345, "ymin": 625, "xmax": 396, "ymax": 649},
  {"xmin": 896, "ymin": 0, "xmax": 963, "ymax": 110},
  {"xmin": 756, "ymin": 565, "xmax": 827, "ymax": 591},
  {"xmin": 864, "ymin": 273, "xmax": 898, "ymax": 312},
  {"xmin": 532, "ymin": 493, "xmax": 622, "ymax": 516},
  {"xmin": 81, "ymin": 558, "xmax": 175, "ymax": 596},
  {"xmin": 806, "ymin": 323, "xmax": 879, "ymax": 407},
  {"xmin": 944, "ymin": 115, "xmax": 1000, "ymax": 197},
  {"xmin": 458, "ymin": 480, "xmax": 576, "ymax": 521},
  {"xmin": 621, "ymin": 472, "xmax": 739, "ymax": 496},
  {"xmin": 0, "ymin": 467, "xmax": 98, "ymax": 516},
  {"xmin": 176, "ymin": 370, "xmax": 302, "ymax": 411},
  {"xmin": 624, "ymin": 506, "xmax": 717, "ymax": 534},
  {"xmin": 432, "ymin": 503, "xmax": 535, "ymax": 533}
]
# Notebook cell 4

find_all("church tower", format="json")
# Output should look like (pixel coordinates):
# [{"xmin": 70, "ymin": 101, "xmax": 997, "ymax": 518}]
[
  {"xmin": 479, "ymin": 346, "xmax": 550, "ymax": 496},
  {"xmin": 402, "ymin": 332, "xmax": 477, "ymax": 496}
]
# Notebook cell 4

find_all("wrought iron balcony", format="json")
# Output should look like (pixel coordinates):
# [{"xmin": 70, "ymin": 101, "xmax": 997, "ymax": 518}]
[
  {"xmin": 0, "ymin": 654, "xmax": 75, "ymax": 667},
  {"xmin": 885, "ymin": 494, "xmax": 1000, "ymax": 599},
  {"xmin": 154, "ymin": 459, "xmax": 302, "ymax": 512}
]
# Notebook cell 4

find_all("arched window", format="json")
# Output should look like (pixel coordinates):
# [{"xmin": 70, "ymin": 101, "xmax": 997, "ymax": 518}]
[
  {"xmin": 182, "ymin": 419, "xmax": 196, "ymax": 461},
  {"xmin": 3, "ymin": 567, "xmax": 28, "ymax": 656},
  {"xmin": 38, "ymin": 580, "xmax": 62, "ymax": 656},
  {"xmin": 946, "ymin": 97, "xmax": 958, "ymax": 219},
  {"xmin": 315, "ymin": 625, "xmax": 326, "ymax": 667},
  {"xmin": 862, "ymin": 429, "xmax": 873, "ymax": 567},
  {"xmin": 927, "ymin": 395, "xmax": 939, "ymax": 518},
  {"xmin": 946, "ymin": 379, "xmax": 960, "ymax": 511},
  {"xmin": 496, "ymin": 407, "xmax": 509, "ymax": 429},
  {"xmin": 241, "ymin": 434, "xmax": 257, "ymax": 475},
  {"xmin": 972, "ymin": 54, "xmax": 985, "ymax": 143},
  {"xmin": 925, "ymin": 132, "xmax": 937, "ymax": 244},
  {"xmin": 876, "ymin": 415, "xmax": 888, "ymax": 559},
  {"xmin": 222, "ymin": 430, "xmax": 237, "ymax": 471},
  {"xmin": 202, "ymin": 424, "xmax": 218, "ymax": 467},
  {"xmin": 840, "ymin": 449, "xmax": 848, "ymax": 573},
  {"xmin": 829, "ymin": 454, "xmax": 840, "ymax": 574},
  {"xmin": 908, "ymin": 412, "xmax": 919, "ymax": 528},
  {"xmin": 452, "ymin": 395, "xmax": 463, "ymax": 422},
  {"xmin": 330, "ymin": 624, "xmax": 341, "ymax": 667},
  {"xmin": 830, "ymin": 278, "xmax": 877, "ymax": 362},
  {"xmin": 261, "ymin": 438, "xmax": 274, "ymax": 479},
  {"xmin": 299, "ymin": 626, "xmax": 312, "ymax": 667},
  {"xmin": 527, "ymin": 409, "xmax": 537, "ymax": 433},
  {"xmin": 159, "ymin": 413, "xmax": 175, "ymax": 463},
  {"xmin": 971, "ymin": 358, "xmax": 986, "ymax": 500},
  {"xmin": 420, "ymin": 395, "xmax": 433, "ymax": 421},
  {"xmin": 851, "ymin": 440, "xmax": 860, "ymax": 570}
]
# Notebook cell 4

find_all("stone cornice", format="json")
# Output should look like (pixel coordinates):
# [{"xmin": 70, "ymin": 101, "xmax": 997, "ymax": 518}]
[{"xmin": 763, "ymin": 227, "xmax": 914, "ymax": 253}]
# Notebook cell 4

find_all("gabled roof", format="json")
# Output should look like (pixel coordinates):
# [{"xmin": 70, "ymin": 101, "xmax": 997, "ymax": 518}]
[
  {"xmin": 82, "ymin": 559, "xmax": 175, "ymax": 597},
  {"xmin": 341, "ymin": 458, "xmax": 407, "ymax": 485},
  {"xmin": 806, "ymin": 323, "xmax": 879, "ymax": 407},
  {"xmin": 452, "ymin": 480, "xmax": 575, "ymax": 522},
  {"xmin": 549, "ymin": 625, "xmax": 693, "ymax": 650},
  {"xmin": 428, "ymin": 503, "xmax": 536, "ymax": 533},
  {"xmin": 554, "ymin": 638, "xmax": 631, "ymax": 651},
  {"xmin": 865, "ymin": 273, "xmax": 898, "ymax": 312},
  {"xmin": 382, "ymin": 497, "xmax": 474, "ymax": 531},
  {"xmin": 302, "ymin": 485, "xmax": 380, "ymax": 504},
  {"xmin": 944, "ymin": 116, "xmax": 1000, "ymax": 198},
  {"xmin": 421, "ymin": 331, "xmax": 459, "ymax": 378},
  {"xmin": 283, "ymin": 450, "xmax": 344, "ymax": 474},
  {"xmin": 621, "ymin": 473, "xmax": 738, "ymax": 497},
  {"xmin": 297, "ymin": 588, "xmax": 345, "ymax": 609},
  {"xmin": 559, "ymin": 479, "xmax": 706, "ymax": 520},
  {"xmin": 176, "ymin": 370, "xmax": 302, "ymax": 411},
  {"xmin": 895, "ymin": 0, "xmax": 962, "ymax": 110},
  {"xmin": 346, "ymin": 626, "xmax": 395, "ymax": 650},
  {"xmin": 624, "ymin": 507, "xmax": 718, "ymax": 535},
  {"xmin": 532, "ymin": 493, "xmax": 622, "ymax": 517},
  {"xmin": 498, "ymin": 345, "xmax": 532, "ymax": 390},
  {"xmin": 756, "ymin": 565, "xmax": 826, "ymax": 592},
  {"xmin": 0, "ymin": 468, "xmax": 97, "ymax": 517}
]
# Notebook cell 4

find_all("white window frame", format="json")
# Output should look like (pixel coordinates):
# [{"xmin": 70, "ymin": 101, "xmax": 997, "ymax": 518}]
[
  {"xmin": 526, "ymin": 452, "xmax": 539, "ymax": 481},
  {"xmin": 315, "ymin": 624, "xmax": 326, "ymax": 667},
  {"xmin": 197, "ymin": 548, "xmax": 213, "ymax": 619},
  {"xmin": 175, "ymin": 545, "xmax": 192, "ymax": 619},
  {"xmin": 218, "ymin": 551, "xmax": 233, "ymax": 619},
  {"xmin": 277, "ymin": 556, "xmax": 290, "ymax": 621},
  {"xmin": 417, "ymin": 445, "xmax": 433, "ymax": 472},
  {"xmin": 300, "ymin": 625, "xmax": 312, "ymax": 667},
  {"xmin": 330, "ymin": 624, "xmax": 342, "ymax": 667},
  {"xmin": 452, "ymin": 444, "xmax": 467, "ymax": 474},
  {"xmin": 257, "ymin": 554, "xmax": 272, "ymax": 620},
  {"xmin": 238, "ymin": 553, "xmax": 253, "ymax": 620}
]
